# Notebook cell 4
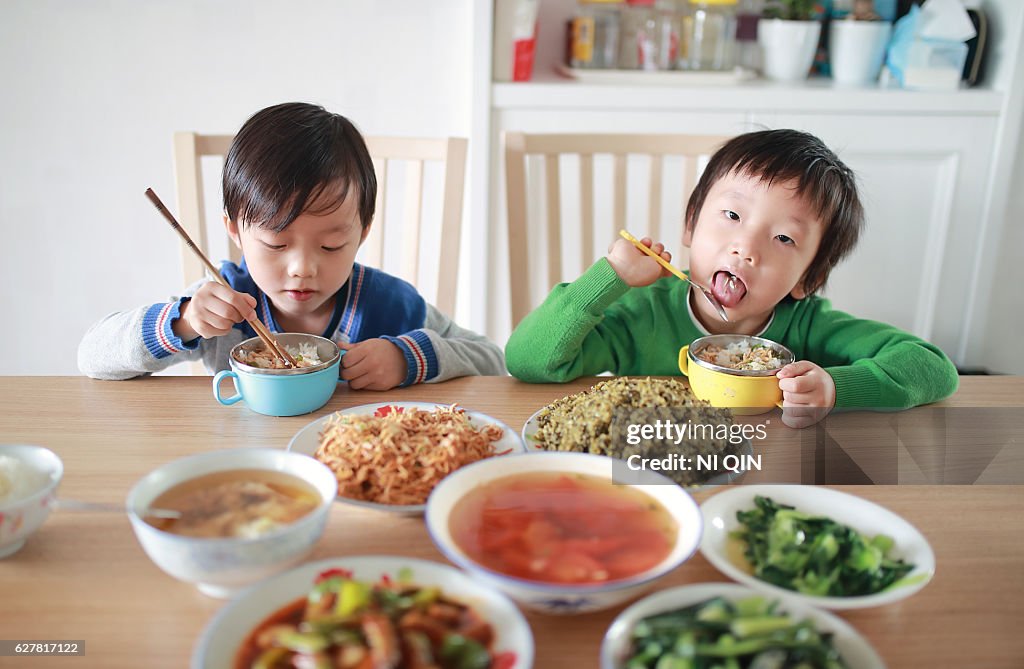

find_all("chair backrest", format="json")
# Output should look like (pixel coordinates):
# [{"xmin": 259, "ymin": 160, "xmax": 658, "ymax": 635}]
[
  {"xmin": 503, "ymin": 131, "xmax": 732, "ymax": 327},
  {"xmin": 172, "ymin": 132, "xmax": 468, "ymax": 316}
]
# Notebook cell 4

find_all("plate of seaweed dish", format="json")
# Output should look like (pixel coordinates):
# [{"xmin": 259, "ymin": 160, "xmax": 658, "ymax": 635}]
[
  {"xmin": 523, "ymin": 377, "xmax": 755, "ymax": 487},
  {"xmin": 700, "ymin": 485, "xmax": 935, "ymax": 609}
]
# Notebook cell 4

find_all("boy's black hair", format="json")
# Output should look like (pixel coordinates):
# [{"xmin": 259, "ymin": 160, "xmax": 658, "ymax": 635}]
[
  {"xmin": 685, "ymin": 129, "xmax": 864, "ymax": 295},
  {"xmin": 223, "ymin": 102, "xmax": 376, "ymax": 231}
]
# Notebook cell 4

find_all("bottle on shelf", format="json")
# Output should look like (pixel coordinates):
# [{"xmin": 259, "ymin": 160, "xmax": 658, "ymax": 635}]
[
  {"xmin": 618, "ymin": 0, "xmax": 681, "ymax": 70},
  {"xmin": 735, "ymin": 0, "xmax": 763, "ymax": 71},
  {"xmin": 678, "ymin": 0, "xmax": 739, "ymax": 71},
  {"xmin": 570, "ymin": 0, "xmax": 625, "ymax": 69}
]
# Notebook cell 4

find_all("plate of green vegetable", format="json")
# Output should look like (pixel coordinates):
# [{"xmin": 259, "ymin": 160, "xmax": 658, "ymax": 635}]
[
  {"xmin": 700, "ymin": 485, "xmax": 935, "ymax": 610},
  {"xmin": 600, "ymin": 582, "xmax": 885, "ymax": 668}
]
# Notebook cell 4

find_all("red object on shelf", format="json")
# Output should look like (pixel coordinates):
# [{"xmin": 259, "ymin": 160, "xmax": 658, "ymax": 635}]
[
  {"xmin": 494, "ymin": 0, "xmax": 541, "ymax": 82},
  {"xmin": 511, "ymin": 30, "xmax": 538, "ymax": 81}
]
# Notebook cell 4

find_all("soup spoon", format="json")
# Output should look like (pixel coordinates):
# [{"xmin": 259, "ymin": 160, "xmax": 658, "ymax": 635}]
[{"xmin": 54, "ymin": 498, "xmax": 181, "ymax": 520}]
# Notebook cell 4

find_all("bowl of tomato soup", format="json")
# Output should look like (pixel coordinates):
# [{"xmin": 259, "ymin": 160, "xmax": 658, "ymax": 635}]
[{"xmin": 426, "ymin": 452, "xmax": 703, "ymax": 614}]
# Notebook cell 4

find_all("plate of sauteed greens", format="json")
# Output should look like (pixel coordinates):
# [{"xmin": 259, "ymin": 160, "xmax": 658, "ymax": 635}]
[
  {"xmin": 601, "ymin": 582, "xmax": 885, "ymax": 669},
  {"xmin": 700, "ymin": 485, "xmax": 935, "ymax": 610}
]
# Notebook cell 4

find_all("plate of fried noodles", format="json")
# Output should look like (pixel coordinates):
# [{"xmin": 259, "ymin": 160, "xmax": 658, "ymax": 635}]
[{"xmin": 288, "ymin": 402, "xmax": 526, "ymax": 515}]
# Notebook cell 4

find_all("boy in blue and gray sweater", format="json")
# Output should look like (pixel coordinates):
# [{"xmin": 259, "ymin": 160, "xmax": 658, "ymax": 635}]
[{"xmin": 79, "ymin": 102, "xmax": 504, "ymax": 389}]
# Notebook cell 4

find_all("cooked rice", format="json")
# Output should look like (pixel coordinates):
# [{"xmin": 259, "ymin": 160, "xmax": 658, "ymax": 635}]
[
  {"xmin": 0, "ymin": 455, "xmax": 49, "ymax": 506},
  {"xmin": 236, "ymin": 342, "xmax": 323, "ymax": 369},
  {"xmin": 696, "ymin": 341, "xmax": 783, "ymax": 371}
]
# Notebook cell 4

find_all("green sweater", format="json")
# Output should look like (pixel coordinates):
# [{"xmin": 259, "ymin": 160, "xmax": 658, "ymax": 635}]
[{"xmin": 505, "ymin": 259, "xmax": 958, "ymax": 410}]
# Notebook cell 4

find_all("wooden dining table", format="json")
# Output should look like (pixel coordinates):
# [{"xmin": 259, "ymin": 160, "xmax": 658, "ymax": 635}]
[{"xmin": 0, "ymin": 375, "xmax": 1021, "ymax": 668}]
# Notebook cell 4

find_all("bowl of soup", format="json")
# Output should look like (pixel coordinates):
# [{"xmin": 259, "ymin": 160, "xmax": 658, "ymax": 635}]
[
  {"xmin": 425, "ymin": 452, "xmax": 703, "ymax": 614},
  {"xmin": 214, "ymin": 333, "xmax": 343, "ymax": 416},
  {"xmin": 678, "ymin": 334, "xmax": 795, "ymax": 415},
  {"xmin": 126, "ymin": 448, "xmax": 337, "ymax": 598},
  {"xmin": 0, "ymin": 445, "xmax": 63, "ymax": 558}
]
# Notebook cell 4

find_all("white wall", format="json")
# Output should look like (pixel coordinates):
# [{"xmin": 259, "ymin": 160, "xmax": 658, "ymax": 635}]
[{"xmin": 0, "ymin": 0, "xmax": 473, "ymax": 374}]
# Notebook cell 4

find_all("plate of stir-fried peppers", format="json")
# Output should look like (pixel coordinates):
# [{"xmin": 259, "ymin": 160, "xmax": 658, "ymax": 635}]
[{"xmin": 193, "ymin": 556, "xmax": 533, "ymax": 669}]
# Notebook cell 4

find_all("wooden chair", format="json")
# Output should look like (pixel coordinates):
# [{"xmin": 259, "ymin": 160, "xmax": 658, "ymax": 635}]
[
  {"xmin": 503, "ymin": 132, "xmax": 732, "ymax": 327},
  {"xmin": 172, "ymin": 132, "xmax": 468, "ymax": 316}
]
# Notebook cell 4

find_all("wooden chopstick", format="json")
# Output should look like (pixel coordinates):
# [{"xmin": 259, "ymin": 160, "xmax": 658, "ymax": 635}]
[{"xmin": 144, "ymin": 188, "xmax": 298, "ymax": 368}]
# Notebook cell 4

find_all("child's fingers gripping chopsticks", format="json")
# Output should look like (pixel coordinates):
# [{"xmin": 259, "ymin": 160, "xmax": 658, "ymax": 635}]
[
  {"xmin": 618, "ymin": 230, "xmax": 685, "ymax": 281},
  {"xmin": 643, "ymin": 238, "xmax": 674, "ymax": 277},
  {"xmin": 179, "ymin": 283, "xmax": 258, "ymax": 340},
  {"xmin": 632, "ymin": 237, "xmax": 675, "ymax": 280}
]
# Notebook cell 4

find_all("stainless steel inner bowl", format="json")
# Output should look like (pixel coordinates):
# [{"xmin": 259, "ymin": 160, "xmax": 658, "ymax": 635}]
[
  {"xmin": 688, "ymin": 334, "xmax": 794, "ymax": 377},
  {"xmin": 229, "ymin": 333, "xmax": 341, "ymax": 376}
]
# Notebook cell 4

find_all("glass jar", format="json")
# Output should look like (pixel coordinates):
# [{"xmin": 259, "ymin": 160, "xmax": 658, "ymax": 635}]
[
  {"xmin": 570, "ymin": 0, "xmax": 624, "ymax": 69},
  {"xmin": 619, "ymin": 0, "xmax": 681, "ymax": 70},
  {"xmin": 679, "ymin": 0, "xmax": 738, "ymax": 71},
  {"xmin": 735, "ymin": 0, "xmax": 763, "ymax": 71}
]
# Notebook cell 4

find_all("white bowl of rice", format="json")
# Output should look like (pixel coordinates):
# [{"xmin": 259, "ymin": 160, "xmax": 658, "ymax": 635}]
[{"xmin": 0, "ymin": 445, "xmax": 63, "ymax": 558}]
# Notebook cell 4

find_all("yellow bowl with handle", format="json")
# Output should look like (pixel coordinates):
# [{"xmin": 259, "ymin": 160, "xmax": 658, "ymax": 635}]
[{"xmin": 678, "ymin": 335, "xmax": 794, "ymax": 416}]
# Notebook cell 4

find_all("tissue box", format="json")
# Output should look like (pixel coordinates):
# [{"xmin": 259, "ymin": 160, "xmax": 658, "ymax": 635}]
[{"xmin": 904, "ymin": 38, "xmax": 967, "ymax": 90}]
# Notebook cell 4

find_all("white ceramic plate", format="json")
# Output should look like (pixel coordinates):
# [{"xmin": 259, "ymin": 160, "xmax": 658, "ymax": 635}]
[
  {"xmin": 192, "ymin": 555, "xmax": 534, "ymax": 669},
  {"xmin": 521, "ymin": 407, "xmax": 754, "ymax": 487},
  {"xmin": 288, "ymin": 402, "xmax": 527, "ymax": 515},
  {"xmin": 600, "ymin": 582, "xmax": 885, "ymax": 669},
  {"xmin": 700, "ymin": 485, "xmax": 935, "ymax": 610}
]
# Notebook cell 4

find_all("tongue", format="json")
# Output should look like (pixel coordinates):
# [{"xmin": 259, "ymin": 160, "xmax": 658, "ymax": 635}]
[{"xmin": 711, "ymin": 271, "xmax": 747, "ymax": 308}]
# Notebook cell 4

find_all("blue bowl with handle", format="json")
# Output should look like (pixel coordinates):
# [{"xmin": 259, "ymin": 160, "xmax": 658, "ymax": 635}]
[{"xmin": 213, "ymin": 334, "xmax": 343, "ymax": 416}]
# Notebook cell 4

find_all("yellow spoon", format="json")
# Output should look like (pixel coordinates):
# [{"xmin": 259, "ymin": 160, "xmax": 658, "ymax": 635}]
[{"xmin": 619, "ymin": 230, "xmax": 729, "ymax": 322}]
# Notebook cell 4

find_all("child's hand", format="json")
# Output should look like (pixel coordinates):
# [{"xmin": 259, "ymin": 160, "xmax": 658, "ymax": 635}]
[
  {"xmin": 606, "ymin": 236, "xmax": 673, "ymax": 287},
  {"xmin": 776, "ymin": 360, "xmax": 836, "ymax": 429},
  {"xmin": 339, "ymin": 339, "xmax": 408, "ymax": 391},
  {"xmin": 174, "ymin": 282, "xmax": 257, "ymax": 341}
]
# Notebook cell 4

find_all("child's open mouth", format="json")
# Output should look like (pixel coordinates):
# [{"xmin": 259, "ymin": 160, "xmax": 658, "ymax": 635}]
[{"xmin": 711, "ymin": 271, "xmax": 747, "ymax": 308}]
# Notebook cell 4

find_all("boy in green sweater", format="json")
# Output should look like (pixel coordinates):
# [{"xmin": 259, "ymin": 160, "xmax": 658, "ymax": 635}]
[{"xmin": 505, "ymin": 129, "xmax": 958, "ymax": 428}]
